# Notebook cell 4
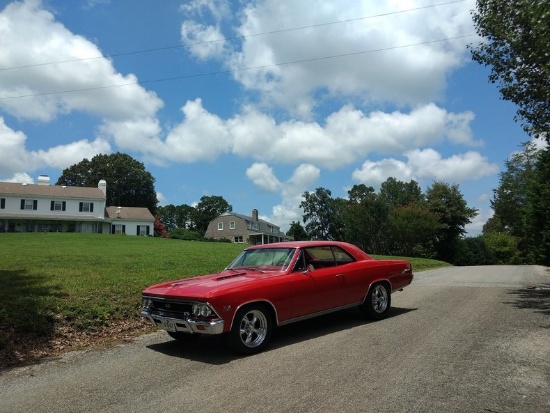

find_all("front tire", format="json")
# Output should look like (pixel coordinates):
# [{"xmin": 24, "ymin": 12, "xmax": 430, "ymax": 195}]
[
  {"xmin": 227, "ymin": 305, "xmax": 272, "ymax": 355},
  {"xmin": 359, "ymin": 282, "xmax": 391, "ymax": 320}
]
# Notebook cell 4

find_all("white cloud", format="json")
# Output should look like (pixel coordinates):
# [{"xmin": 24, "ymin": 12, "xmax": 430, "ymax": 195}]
[
  {"xmin": 246, "ymin": 163, "xmax": 282, "ymax": 192},
  {"xmin": 0, "ymin": 116, "xmax": 110, "ymax": 178},
  {"xmin": 157, "ymin": 99, "xmax": 232, "ymax": 162},
  {"xmin": 353, "ymin": 149, "xmax": 498, "ymax": 187},
  {"xmin": 0, "ymin": 0, "xmax": 163, "ymax": 123},
  {"xmin": 226, "ymin": 0, "xmax": 476, "ymax": 116},
  {"xmin": 181, "ymin": 21, "xmax": 226, "ymax": 60}
]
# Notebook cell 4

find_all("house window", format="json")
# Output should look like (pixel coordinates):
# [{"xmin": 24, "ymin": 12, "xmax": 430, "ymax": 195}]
[
  {"xmin": 230, "ymin": 221, "xmax": 235, "ymax": 230},
  {"xmin": 218, "ymin": 222, "xmax": 223, "ymax": 230},
  {"xmin": 20, "ymin": 199, "xmax": 38, "ymax": 210},
  {"xmin": 0, "ymin": 198, "xmax": 4, "ymax": 209},
  {"xmin": 234, "ymin": 236, "xmax": 243, "ymax": 243},
  {"xmin": 50, "ymin": 201, "xmax": 66, "ymax": 211},
  {"xmin": 111, "ymin": 224, "xmax": 125, "ymax": 234},
  {"xmin": 137, "ymin": 225, "xmax": 150, "ymax": 236},
  {"xmin": 79, "ymin": 202, "xmax": 94, "ymax": 212}
]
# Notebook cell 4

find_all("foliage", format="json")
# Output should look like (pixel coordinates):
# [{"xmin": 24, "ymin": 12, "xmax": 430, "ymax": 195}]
[
  {"xmin": 483, "ymin": 232, "xmax": 521, "ymax": 264},
  {"xmin": 525, "ymin": 148, "xmax": 550, "ymax": 265},
  {"xmin": 169, "ymin": 227, "xmax": 204, "ymax": 241},
  {"xmin": 341, "ymin": 185, "xmax": 389, "ymax": 254},
  {"xmin": 286, "ymin": 221, "xmax": 309, "ymax": 240},
  {"xmin": 56, "ymin": 152, "xmax": 158, "ymax": 214},
  {"xmin": 300, "ymin": 187, "xmax": 343, "ymax": 240},
  {"xmin": 425, "ymin": 182, "xmax": 478, "ymax": 262},
  {"xmin": 0, "ymin": 233, "xmax": 447, "ymax": 366},
  {"xmin": 453, "ymin": 236, "xmax": 494, "ymax": 266},
  {"xmin": 387, "ymin": 204, "xmax": 439, "ymax": 258},
  {"xmin": 379, "ymin": 177, "xmax": 424, "ymax": 208},
  {"xmin": 154, "ymin": 216, "xmax": 168, "ymax": 238},
  {"xmin": 483, "ymin": 141, "xmax": 540, "ymax": 261},
  {"xmin": 193, "ymin": 195, "xmax": 232, "ymax": 235},
  {"xmin": 470, "ymin": 0, "xmax": 550, "ymax": 138}
]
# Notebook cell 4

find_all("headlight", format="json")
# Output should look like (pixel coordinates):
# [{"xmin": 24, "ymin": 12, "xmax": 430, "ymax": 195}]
[
  {"xmin": 142, "ymin": 297, "xmax": 153, "ymax": 309},
  {"xmin": 192, "ymin": 303, "xmax": 212, "ymax": 317}
]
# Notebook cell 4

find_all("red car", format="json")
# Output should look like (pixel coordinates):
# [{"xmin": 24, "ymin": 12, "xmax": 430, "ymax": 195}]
[{"xmin": 141, "ymin": 241, "xmax": 413, "ymax": 354}]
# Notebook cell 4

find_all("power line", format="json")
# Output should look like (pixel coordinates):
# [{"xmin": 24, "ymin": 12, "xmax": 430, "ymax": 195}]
[
  {"xmin": 0, "ymin": 0, "xmax": 467, "ymax": 72},
  {"xmin": 0, "ymin": 34, "xmax": 475, "ymax": 100}
]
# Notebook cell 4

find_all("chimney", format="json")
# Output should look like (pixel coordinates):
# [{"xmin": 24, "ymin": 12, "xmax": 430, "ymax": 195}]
[
  {"xmin": 98, "ymin": 179, "xmax": 107, "ymax": 196},
  {"xmin": 37, "ymin": 175, "xmax": 50, "ymax": 186},
  {"xmin": 252, "ymin": 209, "xmax": 259, "ymax": 221}
]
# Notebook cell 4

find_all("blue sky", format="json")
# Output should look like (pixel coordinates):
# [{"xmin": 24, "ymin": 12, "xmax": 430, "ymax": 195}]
[{"xmin": 0, "ymin": 0, "xmax": 542, "ymax": 235}]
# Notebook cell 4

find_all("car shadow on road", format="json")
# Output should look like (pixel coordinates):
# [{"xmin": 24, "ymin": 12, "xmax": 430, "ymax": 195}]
[{"xmin": 145, "ymin": 306, "xmax": 416, "ymax": 365}]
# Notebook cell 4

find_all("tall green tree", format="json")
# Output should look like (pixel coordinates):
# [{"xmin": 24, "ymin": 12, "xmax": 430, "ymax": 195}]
[
  {"xmin": 56, "ymin": 152, "xmax": 157, "ymax": 213},
  {"xmin": 193, "ymin": 195, "xmax": 232, "ymax": 235},
  {"xmin": 470, "ymin": 0, "xmax": 550, "ymax": 139},
  {"xmin": 525, "ymin": 148, "xmax": 550, "ymax": 265},
  {"xmin": 379, "ymin": 177, "xmax": 424, "ymax": 208},
  {"xmin": 483, "ymin": 141, "xmax": 540, "ymax": 261},
  {"xmin": 300, "ymin": 187, "xmax": 342, "ymax": 240},
  {"xmin": 286, "ymin": 221, "xmax": 309, "ymax": 241},
  {"xmin": 341, "ymin": 185, "xmax": 389, "ymax": 253},
  {"xmin": 426, "ymin": 182, "xmax": 478, "ymax": 263},
  {"xmin": 387, "ymin": 204, "xmax": 439, "ymax": 258}
]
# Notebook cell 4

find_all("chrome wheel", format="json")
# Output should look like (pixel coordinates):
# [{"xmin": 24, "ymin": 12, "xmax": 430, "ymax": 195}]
[
  {"xmin": 359, "ymin": 282, "xmax": 391, "ymax": 320},
  {"xmin": 238, "ymin": 309, "xmax": 268, "ymax": 348},
  {"xmin": 228, "ymin": 305, "xmax": 272, "ymax": 354},
  {"xmin": 371, "ymin": 284, "xmax": 389, "ymax": 313}
]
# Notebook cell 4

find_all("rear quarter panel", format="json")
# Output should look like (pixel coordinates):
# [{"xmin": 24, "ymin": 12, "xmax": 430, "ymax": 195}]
[{"xmin": 346, "ymin": 259, "xmax": 412, "ymax": 304}]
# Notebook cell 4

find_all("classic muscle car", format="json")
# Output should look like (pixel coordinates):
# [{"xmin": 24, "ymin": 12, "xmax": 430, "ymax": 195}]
[{"xmin": 141, "ymin": 241, "xmax": 413, "ymax": 354}]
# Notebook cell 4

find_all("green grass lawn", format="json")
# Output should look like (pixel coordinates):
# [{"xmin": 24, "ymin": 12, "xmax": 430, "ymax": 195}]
[{"xmin": 0, "ymin": 233, "xmax": 449, "ymax": 366}]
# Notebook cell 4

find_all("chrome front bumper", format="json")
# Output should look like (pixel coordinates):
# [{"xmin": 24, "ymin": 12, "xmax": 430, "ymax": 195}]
[{"xmin": 141, "ymin": 310, "xmax": 225, "ymax": 335}]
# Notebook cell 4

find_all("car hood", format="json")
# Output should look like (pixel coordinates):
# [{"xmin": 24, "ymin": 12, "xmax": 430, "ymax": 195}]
[{"xmin": 142, "ymin": 269, "xmax": 280, "ymax": 300}]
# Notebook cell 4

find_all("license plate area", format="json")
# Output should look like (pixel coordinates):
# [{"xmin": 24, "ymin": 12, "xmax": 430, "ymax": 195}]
[{"xmin": 160, "ymin": 318, "xmax": 176, "ymax": 332}]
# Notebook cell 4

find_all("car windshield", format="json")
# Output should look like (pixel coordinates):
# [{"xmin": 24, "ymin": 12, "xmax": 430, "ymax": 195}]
[{"xmin": 227, "ymin": 247, "xmax": 296, "ymax": 272}]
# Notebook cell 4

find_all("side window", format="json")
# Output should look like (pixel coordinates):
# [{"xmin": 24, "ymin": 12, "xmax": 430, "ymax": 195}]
[
  {"xmin": 292, "ymin": 250, "xmax": 307, "ymax": 272},
  {"xmin": 332, "ymin": 247, "xmax": 355, "ymax": 265}
]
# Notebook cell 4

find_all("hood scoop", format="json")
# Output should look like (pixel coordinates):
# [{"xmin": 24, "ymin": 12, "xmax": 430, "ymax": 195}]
[{"xmin": 215, "ymin": 272, "xmax": 245, "ymax": 281}]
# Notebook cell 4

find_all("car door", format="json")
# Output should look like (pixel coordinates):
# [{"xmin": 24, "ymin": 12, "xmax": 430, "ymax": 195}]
[{"xmin": 288, "ymin": 246, "xmax": 348, "ymax": 318}]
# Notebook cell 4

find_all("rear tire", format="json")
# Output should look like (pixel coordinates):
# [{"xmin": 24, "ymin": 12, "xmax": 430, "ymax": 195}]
[
  {"xmin": 359, "ymin": 282, "xmax": 391, "ymax": 320},
  {"xmin": 227, "ymin": 305, "xmax": 272, "ymax": 355}
]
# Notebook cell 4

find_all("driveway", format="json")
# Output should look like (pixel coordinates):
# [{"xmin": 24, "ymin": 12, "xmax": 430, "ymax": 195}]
[{"xmin": 1, "ymin": 265, "xmax": 549, "ymax": 413}]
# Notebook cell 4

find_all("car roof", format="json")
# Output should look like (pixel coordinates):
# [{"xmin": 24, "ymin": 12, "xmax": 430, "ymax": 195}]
[{"xmin": 245, "ymin": 241, "xmax": 372, "ymax": 260}]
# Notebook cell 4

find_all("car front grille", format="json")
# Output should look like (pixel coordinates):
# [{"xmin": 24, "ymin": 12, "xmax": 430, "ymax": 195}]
[{"xmin": 150, "ymin": 298, "xmax": 193, "ymax": 316}]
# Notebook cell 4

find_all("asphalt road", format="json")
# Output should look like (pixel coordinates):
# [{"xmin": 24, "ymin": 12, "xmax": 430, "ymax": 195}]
[{"xmin": 1, "ymin": 265, "xmax": 549, "ymax": 413}]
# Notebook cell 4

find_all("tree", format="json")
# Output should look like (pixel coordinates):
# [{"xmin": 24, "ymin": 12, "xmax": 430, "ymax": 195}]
[
  {"xmin": 387, "ymin": 204, "xmax": 439, "ymax": 258},
  {"xmin": 525, "ymin": 148, "xmax": 550, "ymax": 265},
  {"xmin": 193, "ymin": 195, "xmax": 232, "ymax": 235},
  {"xmin": 57, "ymin": 152, "xmax": 157, "ymax": 213},
  {"xmin": 300, "ymin": 187, "xmax": 342, "ymax": 240},
  {"xmin": 483, "ymin": 141, "xmax": 540, "ymax": 261},
  {"xmin": 379, "ymin": 177, "xmax": 424, "ymax": 208},
  {"xmin": 286, "ymin": 221, "xmax": 309, "ymax": 241},
  {"xmin": 426, "ymin": 182, "xmax": 478, "ymax": 263},
  {"xmin": 470, "ymin": 0, "xmax": 550, "ymax": 139},
  {"xmin": 154, "ymin": 216, "xmax": 168, "ymax": 238},
  {"xmin": 341, "ymin": 185, "xmax": 389, "ymax": 253}
]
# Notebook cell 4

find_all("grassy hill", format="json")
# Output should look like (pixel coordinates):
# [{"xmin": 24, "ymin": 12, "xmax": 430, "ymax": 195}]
[{"xmin": 0, "ymin": 233, "xmax": 449, "ymax": 367}]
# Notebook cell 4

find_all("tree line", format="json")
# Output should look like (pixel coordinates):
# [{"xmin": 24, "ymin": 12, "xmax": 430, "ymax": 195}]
[{"xmin": 286, "ymin": 179, "xmax": 477, "ymax": 264}]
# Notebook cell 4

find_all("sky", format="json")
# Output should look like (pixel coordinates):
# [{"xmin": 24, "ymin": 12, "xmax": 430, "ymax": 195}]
[{"xmin": 0, "ymin": 0, "xmax": 541, "ymax": 235}]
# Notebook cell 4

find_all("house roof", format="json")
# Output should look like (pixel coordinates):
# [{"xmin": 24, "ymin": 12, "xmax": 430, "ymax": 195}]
[
  {"xmin": 105, "ymin": 206, "xmax": 154, "ymax": 221},
  {"xmin": 0, "ymin": 181, "xmax": 105, "ymax": 200}
]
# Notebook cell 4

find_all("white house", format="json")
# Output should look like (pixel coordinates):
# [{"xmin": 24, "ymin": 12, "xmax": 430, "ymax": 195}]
[{"xmin": 0, "ymin": 175, "xmax": 155, "ymax": 236}]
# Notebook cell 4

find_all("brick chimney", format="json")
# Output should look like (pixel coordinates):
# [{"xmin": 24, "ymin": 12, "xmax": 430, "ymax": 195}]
[{"xmin": 252, "ymin": 209, "xmax": 259, "ymax": 221}]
